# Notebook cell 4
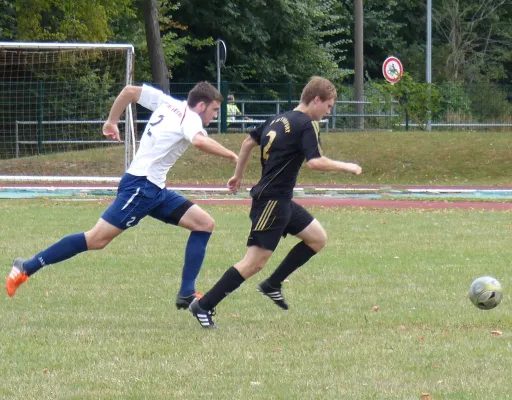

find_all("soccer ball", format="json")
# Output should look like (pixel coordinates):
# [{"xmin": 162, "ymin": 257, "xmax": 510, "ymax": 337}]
[{"xmin": 469, "ymin": 276, "xmax": 503, "ymax": 310}]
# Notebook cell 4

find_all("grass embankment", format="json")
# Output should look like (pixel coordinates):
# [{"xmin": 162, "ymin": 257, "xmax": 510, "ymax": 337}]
[{"xmin": 1, "ymin": 131, "xmax": 511, "ymax": 186}]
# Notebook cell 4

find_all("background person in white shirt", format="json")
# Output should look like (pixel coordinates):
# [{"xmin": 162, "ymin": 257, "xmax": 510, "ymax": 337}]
[{"xmin": 6, "ymin": 82, "xmax": 238, "ymax": 310}]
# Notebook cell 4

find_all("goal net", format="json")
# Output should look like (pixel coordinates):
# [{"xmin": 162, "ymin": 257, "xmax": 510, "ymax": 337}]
[{"xmin": 0, "ymin": 42, "xmax": 135, "ymax": 183}]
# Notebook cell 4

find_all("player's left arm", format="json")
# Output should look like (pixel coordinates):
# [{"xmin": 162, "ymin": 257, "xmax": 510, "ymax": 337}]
[
  {"xmin": 191, "ymin": 133, "xmax": 238, "ymax": 164},
  {"xmin": 182, "ymin": 113, "xmax": 238, "ymax": 163}
]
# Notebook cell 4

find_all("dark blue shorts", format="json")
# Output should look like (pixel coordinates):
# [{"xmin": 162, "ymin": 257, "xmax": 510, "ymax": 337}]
[{"xmin": 102, "ymin": 173, "xmax": 192, "ymax": 230}]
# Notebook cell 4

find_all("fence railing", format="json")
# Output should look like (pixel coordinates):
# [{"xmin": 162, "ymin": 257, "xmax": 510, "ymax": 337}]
[
  {"xmin": 12, "ymin": 92, "xmax": 512, "ymax": 158},
  {"xmin": 217, "ymin": 99, "xmax": 398, "ymax": 133},
  {"xmin": 8, "ymin": 84, "xmax": 512, "ymax": 159},
  {"xmin": 161, "ymin": 81, "xmax": 512, "ymax": 131}
]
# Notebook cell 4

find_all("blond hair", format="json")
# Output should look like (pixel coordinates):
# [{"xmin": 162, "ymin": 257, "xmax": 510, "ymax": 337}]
[{"xmin": 300, "ymin": 76, "xmax": 337, "ymax": 105}]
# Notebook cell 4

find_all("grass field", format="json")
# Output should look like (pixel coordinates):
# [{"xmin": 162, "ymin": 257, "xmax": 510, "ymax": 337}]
[
  {"xmin": 1, "ymin": 201, "xmax": 511, "ymax": 399},
  {"xmin": 1, "ymin": 131, "xmax": 512, "ymax": 186}
]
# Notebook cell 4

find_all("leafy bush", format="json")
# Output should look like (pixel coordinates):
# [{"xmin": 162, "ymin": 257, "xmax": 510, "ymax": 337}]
[
  {"xmin": 437, "ymin": 82, "xmax": 472, "ymax": 116},
  {"xmin": 370, "ymin": 73, "xmax": 441, "ymax": 130},
  {"xmin": 467, "ymin": 84, "xmax": 512, "ymax": 122}
]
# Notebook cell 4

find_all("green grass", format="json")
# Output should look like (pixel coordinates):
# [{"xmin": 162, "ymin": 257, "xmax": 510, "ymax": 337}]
[
  {"xmin": 1, "ymin": 201, "xmax": 511, "ymax": 399},
  {"xmin": 2, "ymin": 131, "xmax": 512, "ymax": 186}
]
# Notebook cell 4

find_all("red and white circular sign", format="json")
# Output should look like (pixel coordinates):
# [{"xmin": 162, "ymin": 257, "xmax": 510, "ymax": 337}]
[{"xmin": 382, "ymin": 56, "xmax": 403, "ymax": 84}]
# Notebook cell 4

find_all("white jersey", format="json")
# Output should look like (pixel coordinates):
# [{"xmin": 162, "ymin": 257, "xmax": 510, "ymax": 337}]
[{"xmin": 127, "ymin": 84, "xmax": 207, "ymax": 188}]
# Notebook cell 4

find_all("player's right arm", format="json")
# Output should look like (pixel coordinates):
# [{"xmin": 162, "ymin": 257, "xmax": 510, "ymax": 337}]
[
  {"xmin": 103, "ymin": 85, "xmax": 143, "ymax": 141},
  {"xmin": 103, "ymin": 84, "xmax": 170, "ymax": 141},
  {"xmin": 227, "ymin": 135, "xmax": 259, "ymax": 193},
  {"xmin": 300, "ymin": 121, "xmax": 362, "ymax": 175}
]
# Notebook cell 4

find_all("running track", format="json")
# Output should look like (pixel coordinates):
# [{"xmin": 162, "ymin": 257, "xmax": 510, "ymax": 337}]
[
  {"xmin": 2, "ymin": 183, "xmax": 511, "ymax": 210},
  {"xmin": 192, "ymin": 197, "xmax": 512, "ymax": 210}
]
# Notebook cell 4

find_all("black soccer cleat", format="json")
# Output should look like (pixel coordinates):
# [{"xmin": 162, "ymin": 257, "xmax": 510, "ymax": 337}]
[
  {"xmin": 175, "ymin": 292, "xmax": 202, "ymax": 310},
  {"xmin": 257, "ymin": 280, "xmax": 289, "ymax": 310},
  {"xmin": 189, "ymin": 298, "xmax": 217, "ymax": 328}
]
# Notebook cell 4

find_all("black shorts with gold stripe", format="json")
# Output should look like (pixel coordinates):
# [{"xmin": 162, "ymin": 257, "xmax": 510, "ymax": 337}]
[{"xmin": 247, "ymin": 199, "xmax": 314, "ymax": 251}]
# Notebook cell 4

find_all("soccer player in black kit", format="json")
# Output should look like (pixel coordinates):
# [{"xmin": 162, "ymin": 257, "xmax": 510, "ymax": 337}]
[{"xmin": 190, "ymin": 76, "xmax": 362, "ymax": 328}]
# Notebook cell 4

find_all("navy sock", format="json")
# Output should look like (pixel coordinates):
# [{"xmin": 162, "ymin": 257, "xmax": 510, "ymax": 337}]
[
  {"xmin": 179, "ymin": 231, "xmax": 211, "ymax": 297},
  {"xmin": 23, "ymin": 233, "xmax": 88, "ymax": 276},
  {"xmin": 266, "ymin": 241, "xmax": 316, "ymax": 288},
  {"xmin": 199, "ymin": 266, "xmax": 245, "ymax": 311}
]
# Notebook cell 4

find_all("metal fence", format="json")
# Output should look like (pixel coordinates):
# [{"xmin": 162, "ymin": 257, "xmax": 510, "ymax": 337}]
[
  {"xmin": 152, "ymin": 81, "xmax": 512, "ymax": 132},
  {"xmin": 3, "ymin": 81, "xmax": 512, "ymax": 160}
]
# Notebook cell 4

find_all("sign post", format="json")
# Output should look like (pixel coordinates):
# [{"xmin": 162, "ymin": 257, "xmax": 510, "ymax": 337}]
[
  {"xmin": 382, "ymin": 56, "xmax": 403, "ymax": 84},
  {"xmin": 216, "ymin": 39, "xmax": 227, "ymax": 133},
  {"xmin": 427, "ymin": 0, "xmax": 432, "ymax": 131},
  {"xmin": 383, "ymin": 56, "xmax": 404, "ymax": 128}
]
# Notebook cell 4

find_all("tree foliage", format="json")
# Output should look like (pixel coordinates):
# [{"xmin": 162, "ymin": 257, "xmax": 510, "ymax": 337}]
[
  {"xmin": 432, "ymin": 0, "xmax": 511, "ymax": 83},
  {"xmin": 1, "ymin": 0, "xmax": 512, "ymax": 86},
  {"xmin": 169, "ymin": 0, "xmax": 351, "ymax": 84},
  {"xmin": 108, "ymin": 0, "xmax": 212, "ymax": 83},
  {"xmin": 14, "ymin": 0, "xmax": 133, "ymax": 42},
  {"xmin": 0, "ymin": 0, "xmax": 17, "ymax": 39}
]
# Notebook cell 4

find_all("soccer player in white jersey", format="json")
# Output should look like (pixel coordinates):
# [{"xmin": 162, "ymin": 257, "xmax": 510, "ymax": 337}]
[{"xmin": 6, "ymin": 82, "xmax": 238, "ymax": 309}]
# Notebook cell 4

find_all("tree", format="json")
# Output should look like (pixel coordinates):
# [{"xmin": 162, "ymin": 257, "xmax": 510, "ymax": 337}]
[
  {"xmin": 110, "ymin": 1, "xmax": 213, "ymax": 85},
  {"xmin": 14, "ymin": 0, "xmax": 133, "ymax": 42},
  {"xmin": 168, "ymin": 0, "xmax": 350, "ymax": 84},
  {"xmin": 0, "ymin": 0, "xmax": 16, "ymax": 40},
  {"xmin": 432, "ymin": 0, "xmax": 511, "ymax": 83},
  {"xmin": 141, "ymin": 0, "xmax": 169, "ymax": 93},
  {"xmin": 339, "ymin": 0, "xmax": 425, "ymax": 81}
]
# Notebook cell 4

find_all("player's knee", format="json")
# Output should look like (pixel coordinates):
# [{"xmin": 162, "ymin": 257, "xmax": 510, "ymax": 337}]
[
  {"xmin": 97, "ymin": 241, "xmax": 110, "ymax": 250},
  {"xmin": 235, "ymin": 257, "xmax": 267, "ymax": 278},
  {"xmin": 305, "ymin": 230, "xmax": 327, "ymax": 253},
  {"xmin": 253, "ymin": 260, "xmax": 267, "ymax": 273},
  {"xmin": 317, "ymin": 230, "xmax": 328, "ymax": 250},
  {"xmin": 198, "ymin": 216, "xmax": 215, "ymax": 232},
  {"xmin": 242, "ymin": 261, "xmax": 265, "ymax": 277},
  {"xmin": 85, "ymin": 232, "xmax": 112, "ymax": 250}
]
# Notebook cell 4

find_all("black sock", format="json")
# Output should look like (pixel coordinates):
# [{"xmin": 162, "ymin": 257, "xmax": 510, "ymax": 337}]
[
  {"xmin": 199, "ymin": 266, "xmax": 245, "ymax": 311},
  {"xmin": 266, "ymin": 241, "xmax": 316, "ymax": 288}
]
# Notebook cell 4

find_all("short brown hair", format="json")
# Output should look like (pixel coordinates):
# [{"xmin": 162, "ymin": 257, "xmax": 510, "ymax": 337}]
[
  {"xmin": 187, "ymin": 82, "xmax": 223, "ymax": 107},
  {"xmin": 300, "ymin": 76, "xmax": 337, "ymax": 105}
]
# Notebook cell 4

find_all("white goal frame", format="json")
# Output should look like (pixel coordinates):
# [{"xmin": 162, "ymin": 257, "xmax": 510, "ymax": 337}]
[{"xmin": 0, "ymin": 42, "xmax": 135, "ymax": 182}]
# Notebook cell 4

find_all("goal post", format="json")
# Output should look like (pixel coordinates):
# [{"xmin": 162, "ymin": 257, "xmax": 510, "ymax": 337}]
[{"xmin": 0, "ymin": 42, "xmax": 135, "ymax": 182}]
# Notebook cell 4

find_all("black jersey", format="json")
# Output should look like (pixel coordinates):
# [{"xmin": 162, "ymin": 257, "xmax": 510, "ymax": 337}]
[{"xmin": 249, "ymin": 110, "xmax": 323, "ymax": 200}]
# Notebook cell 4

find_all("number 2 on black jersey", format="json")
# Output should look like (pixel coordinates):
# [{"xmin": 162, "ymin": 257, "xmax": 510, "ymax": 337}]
[{"xmin": 262, "ymin": 130, "xmax": 277, "ymax": 161}]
